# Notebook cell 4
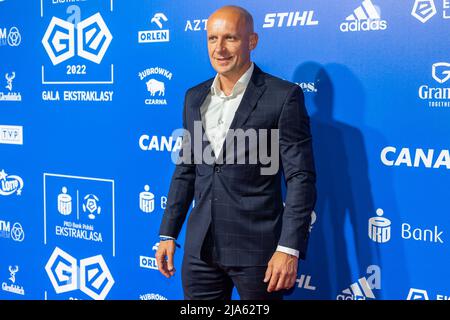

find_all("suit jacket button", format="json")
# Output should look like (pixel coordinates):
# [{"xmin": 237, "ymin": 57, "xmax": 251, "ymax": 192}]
[{"xmin": 215, "ymin": 167, "xmax": 221, "ymax": 173}]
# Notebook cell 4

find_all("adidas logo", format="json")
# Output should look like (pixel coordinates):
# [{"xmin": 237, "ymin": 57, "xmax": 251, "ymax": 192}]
[
  {"xmin": 337, "ymin": 276, "xmax": 376, "ymax": 300},
  {"xmin": 340, "ymin": 0, "xmax": 388, "ymax": 32}
]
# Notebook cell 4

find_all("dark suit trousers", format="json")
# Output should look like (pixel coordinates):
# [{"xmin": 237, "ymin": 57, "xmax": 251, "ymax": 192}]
[{"xmin": 182, "ymin": 227, "xmax": 284, "ymax": 300}]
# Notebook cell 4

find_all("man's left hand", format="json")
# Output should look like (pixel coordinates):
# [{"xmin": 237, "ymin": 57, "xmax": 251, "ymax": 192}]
[{"xmin": 264, "ymin": 251, "xmax": 298, "ymax": 292}]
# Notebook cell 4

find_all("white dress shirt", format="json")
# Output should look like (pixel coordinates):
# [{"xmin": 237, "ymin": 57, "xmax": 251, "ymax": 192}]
[{"xmin": 162, "ymin": 62, "xmax": 299, "ymax": 258}]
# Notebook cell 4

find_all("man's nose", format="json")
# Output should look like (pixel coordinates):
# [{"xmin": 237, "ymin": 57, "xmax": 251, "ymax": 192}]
[{"xmin": 214, "ymin": 39, "xmax": 226, "ymax": 53}]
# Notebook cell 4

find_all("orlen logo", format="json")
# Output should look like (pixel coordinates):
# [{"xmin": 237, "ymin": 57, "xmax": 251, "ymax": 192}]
[
  {"xmin": 340, "ymin": 0, "xmax": 387, "ymax": 32},
  {"xmin": 0, "ymin": 169, "xmax": 24, "ymax": 196},
  {"xmin": 45, "ymin": 247, "xmax": 114, "ymax": 300},
  {"xmin": 263, "ymin": 11, "xmax": 318, "ymax": 28},
  {"xmin": 42, "ymin": 13, "xmax": 113, "ymax": 65},
  {"xmin": 381, "ymin": 146, "xmax": 450, "ymax": 170}
]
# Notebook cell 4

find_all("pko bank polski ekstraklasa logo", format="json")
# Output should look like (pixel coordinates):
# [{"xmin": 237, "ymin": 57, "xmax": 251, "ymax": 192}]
[
  {"xmin": 340, "ymin": 0, "xmax": 387, "ymax": 32},
  {"xmin": 138, "ymin": 13, "xmax": 170, "ymax": 43},
  {"xmin": 138, "ymin": 67, "xmax": 173, "ymax": 105},
  {"xmin": 44, "ymin": 173, "xmax": 116, "ymax": 256},
  {"xmin": 418, "ymin": 62, "xmax": 450, "ymax": 108},
  {"xmin": 45, "ymin": 247, "xmax": 114, "ymax": 300},
  {"xmin": 407, "ymin": 288, "xmax": 450, "ymax": 300},
  {"xmin": 41, "ymin": 1, "xmax": 114, "ymax": 103},
  {"xmin": 336, "ymin": 265, "xmax": 381, "ymax": 300}
]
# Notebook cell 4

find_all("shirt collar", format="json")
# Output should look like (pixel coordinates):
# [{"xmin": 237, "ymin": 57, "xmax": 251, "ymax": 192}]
[{"xmin": 210, "ymin": 62, "xmax": 254, "ymax": 98}]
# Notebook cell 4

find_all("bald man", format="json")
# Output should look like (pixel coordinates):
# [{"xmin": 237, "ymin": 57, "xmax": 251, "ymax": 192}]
[{"xmin": 156, "ymin": 6, "xmax": 316, "ymax": 300}]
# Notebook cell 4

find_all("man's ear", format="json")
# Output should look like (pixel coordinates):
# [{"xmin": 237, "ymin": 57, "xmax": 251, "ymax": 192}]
[{"xmin": 249, "ymin": 33, "xmax": 259, "ymax": 50}]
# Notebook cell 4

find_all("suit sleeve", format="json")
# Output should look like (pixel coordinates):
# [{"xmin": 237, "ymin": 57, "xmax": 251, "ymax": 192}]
[
  {"xmin": 278, "ymin": 85, "xmax": 317, "ymax": 260},
  {"xmin": 158, "ymin": 91, "xmax": 196, "ymax": 239}
]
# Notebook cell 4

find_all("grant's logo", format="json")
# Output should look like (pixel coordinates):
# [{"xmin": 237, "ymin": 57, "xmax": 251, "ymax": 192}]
[
  {"xmin": 42, "ymin": 13, "xmax": 113, "ymax": 65},
  {"xmin": 45, "ymin": 247, "xmax": 114, "ymax": 300},
  {"xmin": 432, "ymin": 62, "xmax": 450, "ymax": 84},
  {"xmin": 0, "ymin": 169, "xmax": 24, "ymax": 196}
]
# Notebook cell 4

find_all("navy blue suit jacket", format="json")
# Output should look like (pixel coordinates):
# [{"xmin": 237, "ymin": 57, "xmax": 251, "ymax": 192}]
[{"xmin": 159, "ymin": 64, "xmax": 316, "ymax": 266}]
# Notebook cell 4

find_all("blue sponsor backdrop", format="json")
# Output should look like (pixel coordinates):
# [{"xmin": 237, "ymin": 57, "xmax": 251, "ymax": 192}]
[{"xmin": 0, "ymin": 0, "xmax": 449, "ymax": 300}]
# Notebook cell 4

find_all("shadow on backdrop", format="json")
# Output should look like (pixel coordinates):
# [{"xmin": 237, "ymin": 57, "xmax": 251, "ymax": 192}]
[{"xmin": 282, "ymin": 62, "xmax": 406, "ymax": 300}]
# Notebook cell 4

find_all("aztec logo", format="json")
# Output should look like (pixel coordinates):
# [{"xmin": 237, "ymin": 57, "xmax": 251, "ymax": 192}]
[
  {"xmin": 42, "ymin": 13, "xmax": 113, "ymax": 65},
  {"xmin": 411, "ymin": 0, "xmax": 437, "ymax": 23},
  {"xmin": 45, "ymin": 247, "xmax": 114, "ymax": 300},
  {"xmin": 336, "ymin": 265, "xmax": 381, "ymax": 300},
  {"xmin": 340, "ymin": 0, "xmax": 387, "ymax": 32}
]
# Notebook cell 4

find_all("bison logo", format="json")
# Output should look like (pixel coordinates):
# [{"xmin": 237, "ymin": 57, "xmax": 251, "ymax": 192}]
[{"xmin": 146, "ymin": 78, "xmax": 165, "ymax": 96}]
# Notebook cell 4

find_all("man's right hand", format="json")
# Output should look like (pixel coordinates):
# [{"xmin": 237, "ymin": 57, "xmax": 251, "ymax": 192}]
[{"xmin": 155, "ymin": 240, "xmax": 176, "ymax": 278}]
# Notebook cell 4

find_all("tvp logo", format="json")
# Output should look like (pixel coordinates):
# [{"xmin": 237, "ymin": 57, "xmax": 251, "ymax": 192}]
[
  {"xmin": 42, "ymin": 13, "xmax": 112, "ymax": 65},
  {"xmin": 45, "ymin": 247, "xmax": 114, "ymax": 300}
]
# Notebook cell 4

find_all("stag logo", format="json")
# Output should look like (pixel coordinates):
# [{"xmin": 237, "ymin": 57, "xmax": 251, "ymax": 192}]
[
  {"xmin": 9, "ymin": 265, "xmax": 18, "ymax": 283},
  {"xmin": 5, "ymin": 72, "xmax": 15, "ymax": 91}
]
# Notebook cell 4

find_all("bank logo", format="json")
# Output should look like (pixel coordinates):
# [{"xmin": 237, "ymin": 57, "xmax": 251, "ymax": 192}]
[
  {"xmin": 45, "ymin": 246, "xmax": 114, "ymax": 300},
  {"xmin": 0, "ymin": 169, "xmax": 23, "ymax": 196},
  {"xmin": 0, "ymin": 26, "xmax": 21, "ymax": 47},
  {"xmin": 407, "ymin": 288, "xmax": 429, "ymax": 300},
  {"xmin": 0, "ymin": 220, "xmax": 25, "ymax": 242},
  {"xmin": 42, "ymin": 13, "xmax": 112, "ymax": 65},
  {"xmin": 432, "ymin": 62, "xmax": 450, "ymax": 84},
  {"xmin": 0, "ymin": 72, "xmax": 22, "ymax": 101},
  {"xmin": 138, "ymin": 67, "xmax": 172, "ymax": 105},
  {"xmin": 138, "ymin": 13, "xmax": 170, "ymax": 43},
  {"xmin": 369, "ymin": 208, "xmax": 391, "ymax": 243},
  {"xmin": 57, "ymin": 187, "xmax": 72, "ymax": 215},
  {"xmin": 263, "ymin": 11, "xmax": 318, "ymax": 28},
  {"xmin": 0, "ymin": 125, "xmax": 23, "ymax": 145},
  {"xmin": 2, "ymin": 265, "xmax": 25, "ymax": 295},
  {"xmin": 381, "ymin": 146, "xmax": 450, "ymax": 169},
  {"xmin": 412, "ymin": 0, "xmax": 437, "ymax": 23},
  {"xmin": 340, "ymin": 0, "xmax": 387, "ymax": 32},
  {"xmin": 44, "ymin": 173, "xmax": 115, "ymax": 255},
  {"xmin": 82, "ymin": 194, "xmax": 101, "ymax": 220},
  {"xmin": 337, "ymin": 265, "xmax": 381, "ymax": 300},
  {"xmin": 140, "ymin": 185, "xmax": 155, "ymax": 213}
]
